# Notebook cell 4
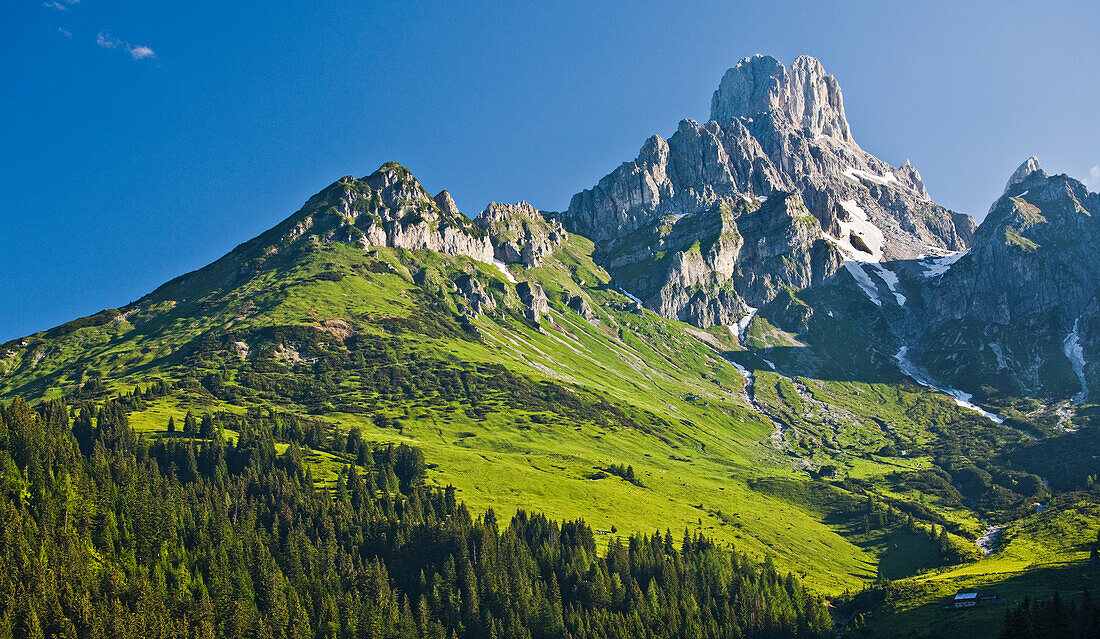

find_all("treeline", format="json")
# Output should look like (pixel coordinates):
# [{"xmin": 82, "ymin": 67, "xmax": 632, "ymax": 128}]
[
  {"xmin": 181, "ymin": 324, "xmax": 672, "ymax": 442},
  {"xmin": 999, "ymin": 592, "xmax": 1100, "ymax": 638},
  {"xmin": 830, "ymin": 479, "xmax": 975, "ymax": 565},
  {"xmin": 0, "ymin": 396, "xmax": 833, "ymax": 639}
]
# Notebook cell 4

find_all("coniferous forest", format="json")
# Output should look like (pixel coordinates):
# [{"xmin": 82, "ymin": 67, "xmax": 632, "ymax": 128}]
[
  {"xmin": 998, "ymin": 593, "xmax": 1100, "ymax": 639},
  {"xmin": 0, "ymin": 395, "xmax": 833, "ymax": 639}
]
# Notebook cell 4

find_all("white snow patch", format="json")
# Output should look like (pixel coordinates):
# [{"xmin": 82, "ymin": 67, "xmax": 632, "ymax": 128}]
[
  {"xmin": 729, "ymin": 358, "xmax": 750, "ymax": 375},
  {"xmin": 618, "ymin": 287, "xmax": 643, "ymax": 306},
  {"xmin": 828, "ymin": 199, "xmax": 886, "ymax": 262},
  {"xmin": 844, "ymin": 262, "xmax": 881, "ymax": 307},
  {"xmin": 919, "ymin": 250, "xmax": 969, "ymax": 278},
  {"xmin": 723, "ymin": 326, "xmax": 757, "ymax": 396},
  {"xmin": 731, "ymin": 359, "xmax": 754, "ymax": 386},
  {"xmin": 1063, "ymin": 318, "xmax": 1088, "ymax": 404},
  {"xmin": 843, "ymin": 167, "xmax": 899, "ymax": 187},
  {"xmin": 1017, "ymin": 190, "xmax": 1029, "ymax": 197},
  {"xmin": 895, "ymin": 347, "xmax": 1006, "ymax": 423},
  {"xmin": 736, "ymin": 306, "xmax": 759, "ymax": 343},
  {"xmin": 867, "ymin": 262, "xmax": 906, "ymax": 306},
  {"xmin": 820, "ymin": 198, "xmax": 904, "ymax": 307},
  {"xmin": 491, "ymin": 259, "xmax": 517, "ymax": 283}
]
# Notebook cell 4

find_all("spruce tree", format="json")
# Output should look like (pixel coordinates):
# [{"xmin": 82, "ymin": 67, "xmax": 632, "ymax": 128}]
[{"xmin": 183, "ymin": 411, "xmax": 197, "ymax": 436}]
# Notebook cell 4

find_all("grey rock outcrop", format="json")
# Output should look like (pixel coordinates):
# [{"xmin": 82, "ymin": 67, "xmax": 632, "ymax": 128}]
[
  {"xmin": 455, "ymin": 274, "xmax": 495, "ymax": 315},
  {"xmin": 711, "ymin": 55, "xmax": 851, "ymax": 142},
  {"xmin": 1001, "ymin": 156, "xmax": 1043, "ymax": 196},
  {"xmin": 287, "ymin": 163, "xmax": 494, "ymax": 263},
  {"xmin": 516, "ymin": 281, "xmax": 550, "ymax": 323},
  {"xmin": 434, "ymin": 190, "xmax": 462, "ymax": 218},
  {"xmin": 566, "ymin": 293, "xmax": 596, "ymax": 320},
  {"xmin": 608, "ymin": 194, "xmax": 842, "ymax": 326},
  {"xmin": 475, "ymin": 202, "xmax": 567, "ymax": 267},
  {"xmin": 917, "ymin": 158, "xmax": 1100, "ymax": 399}
]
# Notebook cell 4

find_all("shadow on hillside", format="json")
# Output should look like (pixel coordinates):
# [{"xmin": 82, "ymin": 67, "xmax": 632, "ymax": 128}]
[
  {"xmin": 720, "ymin": 344, "xmax": 907, "ymax": 385},
  {"xmin": 865, "ymin": 561, "xmax": 1095, "ymax": 639}
]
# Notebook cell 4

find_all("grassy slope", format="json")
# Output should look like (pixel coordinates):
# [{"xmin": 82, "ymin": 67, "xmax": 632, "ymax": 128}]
[{"xmin": 3, "ymin": 217, "xmax": 1097, "ymax": 625}]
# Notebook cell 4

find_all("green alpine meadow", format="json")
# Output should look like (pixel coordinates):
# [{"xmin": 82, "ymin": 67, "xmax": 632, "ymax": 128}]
[{"xmin": 3, "ymin": 46, "xmax": 1099, "ymax": 639}]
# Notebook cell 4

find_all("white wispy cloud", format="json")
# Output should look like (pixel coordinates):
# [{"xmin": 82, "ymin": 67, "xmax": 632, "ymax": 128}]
[
  {"xmin": 96, "ymin": 31, "xmax": 119, "ymax": 49},
  {"xmin": 96, "ymin": 31, "xmax": 157, "ymax": 61},
  {"xmin": 1086, "ymin": 165, "xmax": 1100, "ymax": 190},
  {"xmin": 128, "ymin": 45, "xmax": 156, "ymax": 60},
  {"xmin": 58, "ymin": 27, "xmax": 72, "ymax": 38},
  {"xmin": 44, "ymin": 0, "xmax": 79, "ymax": 11}
]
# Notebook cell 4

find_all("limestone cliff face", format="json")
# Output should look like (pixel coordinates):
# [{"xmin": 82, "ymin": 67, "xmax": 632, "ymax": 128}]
[
  {"xmin": 917, "ymin": 158, "xmax": 1100, "ymax": 400},
  {"xmin": 563, "ymin": 119, "xmax": 780, "ymax": 245},
  {"xmin": 287, "ymin": 163, "xmax": 494, "ymax": 263},
  {"xmin": 454, "ymin": 273, "xmax": 495, "ymax": 316},
  {"xmin": 563, "ymin": 55, "xmax": 974, "ymax": 272},
  {"xmin": 605, "ymin": 194, "xmax": 842, "ymax": 327},
  {"xmin": 474, "ymin": 201, "xmax": 567, "ymax": 267},
  {"xmin": 560, "ymin": 54, "xmax": 975, "ymax": 329},
  {"xmin": 711, "ymin": 55, "xmax": 852, "ymax": 142}
]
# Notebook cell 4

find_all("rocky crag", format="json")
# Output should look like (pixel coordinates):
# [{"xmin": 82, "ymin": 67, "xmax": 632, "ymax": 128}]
[
  {"xmin": 601, "ymin": 193, "xmax": 841, "ymax": 326},
  {"xmin": 312, "ymin": 163, "xmax": 493, "ymax": 262},
  {"xmin": 475, "ymin": 201, "xmax": 567, "ymax": 267},
  {"xmin": 560, "ymin": 55, "xmax": 975, "ymax": 327}
]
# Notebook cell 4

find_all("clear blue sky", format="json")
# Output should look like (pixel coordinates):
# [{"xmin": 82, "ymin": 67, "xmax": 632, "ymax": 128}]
[{"xmin": 2, "ymin": 0, "xmax": 1098, "ymax": 342}]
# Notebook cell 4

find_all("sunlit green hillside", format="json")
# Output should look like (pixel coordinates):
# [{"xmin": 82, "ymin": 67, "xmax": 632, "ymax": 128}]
[{"xmin": 3, "ymin": 167, "xmax": 1098, "ymax": 636}]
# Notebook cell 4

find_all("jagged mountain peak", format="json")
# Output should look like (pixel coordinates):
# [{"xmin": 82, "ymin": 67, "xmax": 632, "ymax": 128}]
[
  {"xmin": 305, "ymin": 162, "xmax": 433, "ymax": 212},
  {"xmin": 710, "ymin": 54, "xmax": 851, "ymax": 142},
  {"xmin": 561, "ymin": 55, "xmax": 978, "ymax": 328},
  {"xmin": 434, "ymin": 190, "xmax": 461, "ymax": 217},
  {"xmin": 565, "ymin": 55, "xmax": 973, "ymax": 290},
  {"xmin": 256, "ymin": 162, "xmax": 495, "ymax": 267},
  {"xmin": 1002, "ymin": 156, "xmax": 1046, "ymax": 195}
]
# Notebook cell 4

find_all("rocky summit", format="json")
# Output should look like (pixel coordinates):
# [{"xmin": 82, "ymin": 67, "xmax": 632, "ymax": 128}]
[
  {"xmin": 301, "ymin": 163, "xmax": 486, "ymax": 259},
  {"xmin": 711, "ymin": 54, "xmax": 852, "ymax": 142},
  {"xmin": 561, "ymin": 54, "xmax": 974, "ymax": 327}
]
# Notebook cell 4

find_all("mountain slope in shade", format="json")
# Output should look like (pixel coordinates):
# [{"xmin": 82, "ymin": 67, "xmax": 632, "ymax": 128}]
[{"xmin": 913, "ymin": 157, "xmax": 1100, "ymax": 402}]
